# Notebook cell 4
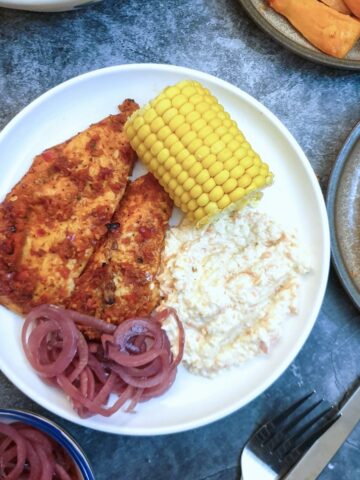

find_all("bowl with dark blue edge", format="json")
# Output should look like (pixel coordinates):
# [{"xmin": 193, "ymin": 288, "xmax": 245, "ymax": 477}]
[{"xmin": 0, "ymin": 409, "xmax": 95, "ymax": 480}]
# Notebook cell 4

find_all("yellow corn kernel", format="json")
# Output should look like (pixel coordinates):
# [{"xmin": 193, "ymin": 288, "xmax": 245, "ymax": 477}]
[
  {"xmin": 214, "ymin": 170, "xmax": 229, "ymax": 185},
  {"xmin": 181, "ymin": 191, "xmax": 191, "ymax": 204},
  {"xmin": 125, "ymin": 79, "xmax": 273, "ymax": 225},
  {"xmin": 165, "ymin": 86, "xmax": 180, "ymax": 99},
  {"xmin": 223, "ymin": 158, "xmax": 238, "ymax": 171},
  {"xmin": 187, "ymin": 199, "xmax": 198, "ymax": 211},
  {"xmin": 247, "ymin": 165, "xmax": 260, "ymax": 178},
  {"xmin": 193, "ymin": 119, "xmax": 207, "ymax": 132},
  {"xmin": 169, "ymin": 114, "xmax": 185, "ymax": 131},
  {"xmin": 164, "ymin": 157, "xmax": 176, "ymax": 170},
  {"xmin": 204, "ymin": 133, "xmax": 219, "ymax": 147},
  {"xmin": 204, "ymin": 202, "xmax": 218, "ymax": 216},
  {"xmin": 211, "ymin": 140, "xmax": 225, "ymax": 155},
  {"xmin": 133, "ymin": 116, "xmax": 145, "ymax": 131},
  {"xmin": 183, "ymin": 155, "xmax": 196, "ymax": 170},
  {"xmin": 183, "ymin": 178, "xmax": 196, "ymax": 192},
  {"xmin": 144, "ymin": 133, "xmax": 157, "ymax": 150},
  {"xmin": 151, "ymin": 141, "xmax": 163, "ymax": 157},
  {"xmin": 157, "ymin": 149, "xmax": 170, "ymax": 164},
  {"xmin": 188, "ymin": 138, "xmax": 203, "ymax": 155},
  {"xmin": 182, "ymin": 131, "xmax": 197, "ymax": 147},
  {"xmin": 174, "ymin": 185, "xmax": 184, "ymax": 198},
  {"xmin": 229, "ymin": 187, "xmax": 246, "ymax": 202},
  {"xmin": 195, "ymin": 170, "xmax": 210, "ymax": 185},
  {"xmin": 164, "ymin": 134, "xmax": 178, "ymax": 149},
  {"xmin": 186, "ymin": 110, "xmax": 201, "ymax": 124},
  {"xmin": 203, "ymin": 178, "xmax": 216, "ymax": 193},
  {"xmin": 209, "ymin": 186, "xmax": 224, "ymax": 202},
  {"xmin": 189, "ymin": 162, "xmax": 202, "ymax": 177},
  {"xmin": 170, "ymin": 141, "xmax": 183, "ymax": 157},
  {"xmin": 208, "ymin": 161, "xmax": 223, "ymax": 177},
  {"xmin": 163, "ymin": 108, "xmax": 177, "ymax": 123},
  {"xmin": 217, "ymin": 194, "xmax": 231, "ymax": 209},
  {"xmin": 138, "ymin": 124, "xmax": 151, "ymax": 141},
  {"xmin": 177, "ymin": 149, "xmax": 190, "ymax": 164},
  {"xmin": 158, "ymin": 126, "xmax": 172, "ymax": 141},
  {"xmin": 252, "ymin": 175, "xmax": 266, "ymax": 188},
  {"xmin": 190, "ymin": 185, "xmax": 202, "ymax": 199},
  {"xmin": 202, "ymin": 110, "xmax": 216, "ymax": 122},
  {"xmin": 238, "ymin": 173, "xmax": 252, "ymax": 188},
  {"xmin": 195, "ymin": 145, "xmax": 210, "ymax": 160},
  {"xmin": 197, "ymin": 193, "xmax": 209, "ymax": 207},
  {"xmin": 202, "ymin": 154, "xmax": 217, "ymax": 169},
  {"xmin": 155, "ymin": 98, "xmax": 172, "ymax": 115},
  {"xmin": 177, "ymin": 171, "xmax": 189, "ymax": 184},
  {"xmin": 198, "ymin": 126, "xmax": 213, "ymax": 140},
  {"xmin": 230, "ymin": 165, "xmax": 245, "ymax": 179},
  {"xmin": 222, "ymin": 177, "xmax": 237, "ymax": 193},
  {"xmin": 175, "ymin": 123, "xmax": 191, "ymax": 139},
  {"xmin": 151, "ymin": 117, "xmax": 165, "ymax": 133},
  {"xmin": 144, "ymin": 108, "xmax": 157, "ymax": 124},
  {"xmin": 218, "ymin": 148, "xmax": 232, "ymax": 163},
  {"xmin": 170, "ymin": 164, "xmax": 182, "ymax": 178},
  {"xmin": 130, "ymin": 134, "xmax": 140, "ymax": 149},
  {"xmin": 194, "ymin": 207, "xmax": 206, "ymax": 221},
  {"xmin": 143, "ymin": 151, "xmax": 152, "ymax": 165},
  {"xmin": 180, "ymin": 102, "xmax": 194, "ymax": 116},
  {"xmin": 169, "ymin": 178, "xmax": 178, "ymax": 191},
  {"xmin": 172, "ymin": 95, "xmax": 187, "ymax": 109}
]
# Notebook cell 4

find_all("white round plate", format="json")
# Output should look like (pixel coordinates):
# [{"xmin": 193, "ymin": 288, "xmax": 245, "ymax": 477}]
[
  {"xmin": 0, "ymin": 64, "xmax": 330, "ymax": 435},
  {"xmin": 0, "ymin": 0, "xmax": 100, "ymax": 12}
]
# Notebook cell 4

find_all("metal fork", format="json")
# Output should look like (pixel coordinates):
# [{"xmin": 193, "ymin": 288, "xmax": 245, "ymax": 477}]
[{"xmin": 240, "ymin": 392, "xmax": 340, "ymax": 480}]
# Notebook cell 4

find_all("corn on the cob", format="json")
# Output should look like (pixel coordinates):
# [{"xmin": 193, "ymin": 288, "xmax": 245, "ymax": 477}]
[{"xmin": 125, "ymin": 80, "xmax": 273, "ymax": 225}]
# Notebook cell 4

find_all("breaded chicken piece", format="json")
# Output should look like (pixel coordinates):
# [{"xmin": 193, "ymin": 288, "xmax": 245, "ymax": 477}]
[
  {"xmin": 68, "ymin": 173, "xmax": 173, "ymax": 338},
  {"xmin": 0, "ymin": 99, "xmax": 139, "ymax": 314}
]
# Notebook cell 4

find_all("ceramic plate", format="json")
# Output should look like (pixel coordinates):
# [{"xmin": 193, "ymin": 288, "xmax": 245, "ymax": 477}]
[
  {"xmin": 0, "ymin": 0, "xmax": 100, "ymax": 12},
  {"xmin": 238, "ymin": 0, "xmax": 360, "ymax": 70},
  {"xmin": 0, "ymin": 64, "xmax": 330, "ymax": 435},
  {"xmin": 327, "ymin": 122, "xmax": 360, "ymax": 308}
]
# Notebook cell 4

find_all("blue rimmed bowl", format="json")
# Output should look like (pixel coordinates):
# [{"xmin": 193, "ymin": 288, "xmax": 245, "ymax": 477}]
[{"xmin": 0, "ymin": 409, "xmax": 95, "ymax": 480}]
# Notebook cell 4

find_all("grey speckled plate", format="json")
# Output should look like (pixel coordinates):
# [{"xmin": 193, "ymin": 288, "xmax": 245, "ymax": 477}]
[
  {"xmin": 238, "ymin": 0, "xmax": 360, "ymax": 70},
  {"xmin": 327, "ymin": 122, "xmax": 360, "ymax": 309}
]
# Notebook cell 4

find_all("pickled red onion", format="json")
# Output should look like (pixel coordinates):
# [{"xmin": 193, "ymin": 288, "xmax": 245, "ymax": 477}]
[
  {"xmin": 22, "ymin": 305, "xmax": 184, "ymax": 418},
  {"xmin": 0, "ymin": 422, "xmax": 77, "ymax": 479}
]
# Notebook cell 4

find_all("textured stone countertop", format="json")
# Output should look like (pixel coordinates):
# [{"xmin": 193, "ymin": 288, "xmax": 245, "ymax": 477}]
[{"xmin": 1, "ymin": 1, "xmax": 360, "ymax": 479}]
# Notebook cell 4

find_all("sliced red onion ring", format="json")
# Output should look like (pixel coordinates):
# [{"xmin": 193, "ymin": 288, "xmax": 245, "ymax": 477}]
[
  {"xmin": 22, "ymin": 305, "xmax": 184, "ymax": 418},
  {"xmin": 0, "ymin": 422, "xmax": 77, "ymax": 479}
]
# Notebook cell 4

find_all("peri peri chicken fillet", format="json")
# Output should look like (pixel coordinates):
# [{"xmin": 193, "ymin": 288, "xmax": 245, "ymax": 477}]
[
  {"xmin": 68, "ymin": 173, "xmax": 173, "ymax": 338},
  {"xmin": 0, "ymin": 99, "xmax": 138, "ymax": 314}
]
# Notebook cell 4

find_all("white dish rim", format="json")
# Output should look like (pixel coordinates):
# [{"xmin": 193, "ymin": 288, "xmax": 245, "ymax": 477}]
[{"xmin": 0, "ymin": 63, "xmax": 330, "ymax": 435}]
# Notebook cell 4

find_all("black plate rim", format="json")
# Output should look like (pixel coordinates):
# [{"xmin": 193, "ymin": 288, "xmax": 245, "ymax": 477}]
[
  {"xmin": 327, "ymin": 121, "xmax": 360, "ymax": 309},
  {"xmin": 238, "ymin": 0, "xmax": 360, "ymax": 70}
]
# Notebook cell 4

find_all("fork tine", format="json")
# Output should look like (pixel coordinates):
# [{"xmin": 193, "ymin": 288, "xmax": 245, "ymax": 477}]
[
  {"xmin": 281, "ymin": 399, "xmax": 323, "ymax": 434},
  {"xmin": 278, "ymin": 410, "xmax": 341, "ymax": 476},
  {"xmin": 255, "ymin": 392, "xmax": 316, "ymax": 445},
  {"xmin": 268, "ymin": 391, "xmax": 315, "ymax": 427},
  {"xmin": 275, "ymin": 405, "xmax": 334, "ymax": 455}
]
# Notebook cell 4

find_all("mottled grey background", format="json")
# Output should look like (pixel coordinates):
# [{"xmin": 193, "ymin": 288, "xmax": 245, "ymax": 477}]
[{"xmin": 1, "ymin": 0, "xmax": 360, "ymax": 479}]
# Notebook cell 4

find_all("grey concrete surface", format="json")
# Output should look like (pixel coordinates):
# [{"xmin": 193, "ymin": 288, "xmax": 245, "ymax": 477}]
[{"xmin": 0, "ymin": 0, "xmax": 360, "ymax": 479}]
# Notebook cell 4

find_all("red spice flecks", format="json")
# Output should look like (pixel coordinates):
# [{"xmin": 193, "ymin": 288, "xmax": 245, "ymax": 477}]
[
  {"xmin": 110, "ymin": 182, "xmax": 123, "ymax": 193},
  {"xmin": 98, "ymin": 167, "xmax": 113, "ymax": 181},
  {"xmin": 36, "ymin": 228, "xmax": 46, "ymax": 237},
  {"xmin": 138, "ymin": 226, "xmax": 155, "ymax": 240},
  {"xmin": 58, "ymin": 266, "xmax": 70, "ymax": 279},
  {"xmin": 42, "ymin": 150, "xmax": 55, "ymax": 162}
]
